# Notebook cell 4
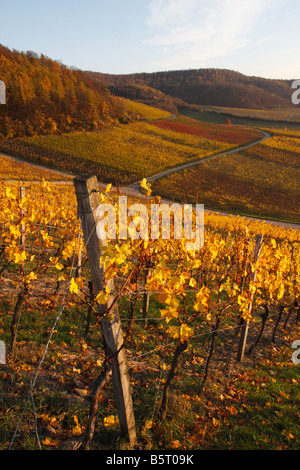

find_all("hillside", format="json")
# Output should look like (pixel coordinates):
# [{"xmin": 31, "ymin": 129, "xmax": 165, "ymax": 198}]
[
  {"xmin": 0, "ymin": 44, "xmax": 127, "ymax": 138},
  {"xmin": 1, "ymin": 43, "xmax": 297, "ymax": 140},
  {"xmin": 87, "ymin": 68, "xmax": 297, "ymax": 110}
]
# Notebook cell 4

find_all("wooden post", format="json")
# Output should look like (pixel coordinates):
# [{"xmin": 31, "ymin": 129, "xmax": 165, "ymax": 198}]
[
  {"xmin": 75, "ymin": 240, "xmax": 82, "ymax": 279},
  {"xmin": 142, "ymin": 290, "xmax": 150, "ymax": 328},
  {"xmin": 237, "ymin": 234, "xmax": 263, "ymax": 362},
  {"xmin": 142, "ymin": 266, "xmax": 151, "ymax": 328},
  {"xmin": 74, "ymin": 176, "xmax": 136, "ymax": 446},
  {"xmin": 19, "ymin": 186, "xmax": 26, "ymax": 250}
]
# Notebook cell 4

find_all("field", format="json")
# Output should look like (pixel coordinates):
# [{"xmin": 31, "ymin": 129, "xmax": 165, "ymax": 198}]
[
  {"xmin": 150, "ymin": 116, "xmax": 262, "ymax": 144},
  {"xmin": 0, "ymin": 112, "xmax": 264, "ymax": 187},
  {"xmin": 0, "ymin": 153, "xmax": 73, "ymax": 181},
  {"xmin": 118, "ymin": 97, "xmax": 172, "ymax": 121},
  {"xmin": 11, "ymin": 121, "xmax": 244, "ymax": 184},
  {"xmin": 151, "ymin": 133, "xmax": 300, "ymax": 223},
  {"xmin": 180, "ymin": 106, "xmax": 300, "ymax": 130},
  {"xmin": 199, "ymin": 106, "xmax": 300, "ymax": 122}
]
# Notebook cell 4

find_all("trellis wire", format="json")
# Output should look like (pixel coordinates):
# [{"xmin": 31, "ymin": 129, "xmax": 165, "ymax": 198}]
[
  {"xmin": 8, "ymin": 227, "xmax": 82, "ymax": 450},
  {"xmin": 130, "ymin": 311, "xmax": 282, "ymax": 363}
]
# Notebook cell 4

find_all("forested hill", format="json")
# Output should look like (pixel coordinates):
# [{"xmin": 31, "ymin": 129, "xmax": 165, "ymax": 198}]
[
  {"xmin": 0, "ymin": 42, "xmax": 297, "ymax": 139},
  {"xmin": 0, "ymin": 44, "xmax": 126, "ymax": 138},
  {"xmin": 87, "ymin": 68, "xmax": 296, "ymax": 110}
]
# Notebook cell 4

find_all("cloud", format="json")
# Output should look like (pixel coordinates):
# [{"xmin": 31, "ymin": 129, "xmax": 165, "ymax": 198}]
[{"xmin": 143, "ymin": 0, "xmax": 286, "ymax": 71}]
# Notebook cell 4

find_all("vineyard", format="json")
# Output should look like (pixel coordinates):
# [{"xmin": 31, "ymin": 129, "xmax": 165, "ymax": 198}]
[
  {"xmin": 1, "ymin": 33, "xmax": 300, "ymax": 454},
  {"xmin": 151, "ymin": 133, "xmax": 300, "ymax": 223},
  {"xmin": 199, "ymin": 106, "xmax": 300, "ymax": 123},
  {"xmin": 181, "ymin": 106, "xmax": 300, "ymax": 131},
  {"xmin": 149, "ymin": 117, "xmax": 262, "ymax": 144},
  {"xmin": 0, "ymin": 153, "xmax": 73, "ymax": 182},
  {"xmin": 0, "ymin": 175, "xmax": 299, "ymax": 450},
  {"xmin": 0, "ymin": 116, "xmax": 262, "ymax": 186}
]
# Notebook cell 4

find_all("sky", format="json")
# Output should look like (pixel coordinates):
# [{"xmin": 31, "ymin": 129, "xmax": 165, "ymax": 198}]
[{"xmin": 0, "ymin": 0, "xmax": 299, "ymax": 79}]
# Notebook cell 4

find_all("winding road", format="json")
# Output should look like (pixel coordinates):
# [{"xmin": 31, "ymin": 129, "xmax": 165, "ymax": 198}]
[{"xmin": 129, "ymin": 131, "xmax": 271, "ymax": 188}]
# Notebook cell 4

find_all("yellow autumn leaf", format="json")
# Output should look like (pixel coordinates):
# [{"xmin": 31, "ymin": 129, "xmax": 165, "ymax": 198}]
[
  {"xmin": 165, "ymin": 294, "xmax": 180, "ymax": 309},
  {"xmin": 143, "ymin": 419, "xmax": 153, "ymax": 430},
  {"xmin": 179, "ymin": 324, "xmax": 194, "ymax": 342},
  {"xmin": 140, "ymin": 178, "xmax": 152, "ymax": 196},
  {"xmin": 140, "ymin": 178, "xmax": 148, "ymax": 190},
  {"xmin": 194, "ymin": 298, "xmax": 207, "ymax": 313},
  {"xmin": 156, "ymin": 292, "xmax": 169, "ymax": 304},
  {"xmin": 71, "ymin": 415, "xmax": 82, "ymax": 436},
  {"xmin": 25, "ymin": 271, "xmax": 37, "ymax": 284},
  {"xmin": 170, "ymin": 440, "xmax": 182, "ymax": 449},
  {"xmin": 41, "ymin": 437, "xmax": 60, "ymax": 447},
  {"xmin": 69, "ymin": 277, "xmax": 78, "ymax": 294},
  {"xmin": 167, "ymin": 325, "xmax": 180, "ymax": 339},
  {"xmin": 96, "ymin": 286, "xmax": 110, "ymax": 304},
  {"xmin": 160, "ymin": 307, "xmax": 178, "ymax": 323},
  {"xmin": 5, "ymin": 187, "xmax": 16, "ymax": 200},
  {"xmin": 13, "ymin": 250, "xmax": 27, "ymax": 265},
  {"xmin": 9, "ymin": 225, "xmax": 21, "ymax": 238},
  {"xmin": 212, "ymin": 418, "xmax": 220, "ymax": 427},
  {"xmin": 104, "ymin": 415, "xmax": 119, "ymax": 427}
]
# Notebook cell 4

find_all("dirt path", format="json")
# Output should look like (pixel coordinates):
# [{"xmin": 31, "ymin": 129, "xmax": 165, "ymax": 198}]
[
  {"xmin": 122, "ymin": 130, "xmax": 299, "ymax": 231},
  {"xmin": 129, "ymin": 131, "xmax": 271, "ymax": 188}
]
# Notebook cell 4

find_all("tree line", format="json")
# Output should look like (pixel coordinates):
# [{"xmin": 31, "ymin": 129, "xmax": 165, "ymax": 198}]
[
  {"xmin": 89, "ymin": 68, "xmax": 297, "ymax": 110},
  {"xmin": 0, "ymin": 44, "xmax": 127, "ymax": 138}
]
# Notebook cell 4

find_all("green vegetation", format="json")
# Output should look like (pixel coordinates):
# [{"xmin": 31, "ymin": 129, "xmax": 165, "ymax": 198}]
[
  {"xmin": 180, "ymin": 106, "xmax": 300, "ymax": 130},
  {"xmin": 1, "ymin": 295, "xmax": 299, "ymax": 450}
]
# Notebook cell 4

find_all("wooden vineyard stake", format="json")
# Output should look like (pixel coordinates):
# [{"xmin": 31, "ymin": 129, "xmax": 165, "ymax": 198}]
[
  {"xmin": 74, "ymin": 175, "xmax": 136, "ymax": 446},
  {"xmin": 142, "ymin": 265, "xmax": 152, "ymax": 328},
  {"xmin": 19, "ymin": 186, "xmax": 26, "ymax": 250},
  {"xmin": 237, "ymin": 234, "xmax": 263, "ymax": 362}
]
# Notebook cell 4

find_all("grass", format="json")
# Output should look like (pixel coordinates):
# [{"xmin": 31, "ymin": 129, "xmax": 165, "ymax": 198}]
[
  {"xmin": 180, "ymin": 106, "xmax": 300, "ymax": 130},
  {"xmin": 209, "ymin": 348, "xmax": 300, "ymax": 450},
  {"xmin": 1, "ymin": 285, "xmax": 299, "ymax": 450}
]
